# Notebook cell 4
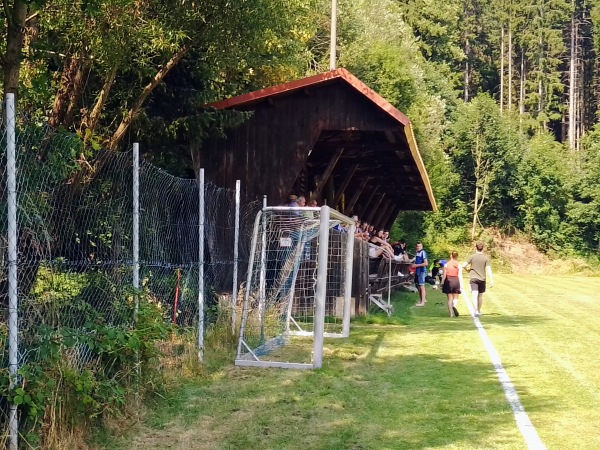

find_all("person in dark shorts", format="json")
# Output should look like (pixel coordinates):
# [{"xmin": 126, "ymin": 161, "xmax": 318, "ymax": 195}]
[
  {"xmin": 412, "ymin": 242, "xmax": 428, "ymax": 306},
  {"xmin": 462, "ymin": 242, "xmax": 494, "ymax": 317},
  {"xmin": 441, "ymin": 251, "xmax": 462, "ymax": 317}
]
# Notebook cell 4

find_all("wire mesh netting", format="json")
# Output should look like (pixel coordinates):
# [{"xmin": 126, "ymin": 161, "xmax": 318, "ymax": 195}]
[
  {"xmin": 0, "ymin": 98, "xmax": 11, "ymax": 446},
  {"xmin": 236, "ymin": 208, "xmax": 352, "ymax": 367},
  {"xmin": 0, "ymin": 114, "xmax": 259, "ymax": 445},
  {"xmin": 203, "ymin": 183, "xmax": 259, "ymax": 319}
]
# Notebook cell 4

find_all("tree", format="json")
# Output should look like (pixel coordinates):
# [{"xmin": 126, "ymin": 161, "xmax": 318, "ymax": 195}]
[
  {"xmin": 514, "ymin": 132, "xmax": 574, "ymax": 250},
  {"xmin": 5, "ymin": 0, "xmax": 320, "ymax": 152},
  {"xmin": 446, "ymin": 94, "xmax": 521, "ymax": 238},
  {"xmin": 519, "ymin": 0, "xmax": 570, "ymax": 130},
  {"xmin": 1, "ymin": 0, "xmax": 32, "ymax": 99},
  {"xmin": 568, "ymin": 125, "xmax": 600, "ymax": 252}
]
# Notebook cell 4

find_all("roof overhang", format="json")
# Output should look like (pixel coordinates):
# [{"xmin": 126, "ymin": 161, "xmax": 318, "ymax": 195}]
[{"xmin": 207, "ymin": 68, "xmax": 437, "ymax": 218}]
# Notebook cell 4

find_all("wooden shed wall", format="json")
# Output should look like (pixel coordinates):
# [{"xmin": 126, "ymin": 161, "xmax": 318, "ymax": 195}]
[{"xmin": 202, "ymin": 82, "xmax": 403, "ymax": 204}]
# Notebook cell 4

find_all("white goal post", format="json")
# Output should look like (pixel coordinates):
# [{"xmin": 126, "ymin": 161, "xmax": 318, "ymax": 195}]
[{"xmin": 235, "ymin": 205, "xmax": 356, "ymax": 369}]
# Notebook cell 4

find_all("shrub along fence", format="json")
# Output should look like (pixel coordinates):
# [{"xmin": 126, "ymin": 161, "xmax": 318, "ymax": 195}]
[{"xmin": 0, "ymin": 94, "xmax": 258, "ymax": 448}]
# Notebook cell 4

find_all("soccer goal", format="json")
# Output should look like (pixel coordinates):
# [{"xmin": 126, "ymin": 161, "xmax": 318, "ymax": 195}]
[{"xmin": 235, "ymin": 205, "xmax": 356, "ymax": 369}]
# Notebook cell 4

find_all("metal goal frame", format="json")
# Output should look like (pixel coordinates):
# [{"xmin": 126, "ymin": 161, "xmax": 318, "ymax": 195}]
[{"xmin": 235, "ymin": 205, "xmax": 355, "ymax": 369}]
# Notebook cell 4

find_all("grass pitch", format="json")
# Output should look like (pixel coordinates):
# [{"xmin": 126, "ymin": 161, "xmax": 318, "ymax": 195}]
[{"xmin": 97, "ymin": 274, "xmax": 600, "ymax": 449}]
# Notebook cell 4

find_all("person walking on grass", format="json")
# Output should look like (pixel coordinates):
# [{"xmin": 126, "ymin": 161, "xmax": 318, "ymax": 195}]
[
  {"xmin": 412, "ymin": 242, "xmax": 428, "ymax": 306},
  {"xmin": 441, "ymin": 251, "xmax": 463, "ymax": 317},
  {"xmin": 462, "ymin": 241, "xmax": 494, "ymax": 317}
]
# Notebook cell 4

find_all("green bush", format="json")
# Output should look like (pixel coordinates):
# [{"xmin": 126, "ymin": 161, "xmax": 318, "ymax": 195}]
[{"xmin": 1, "ymin": 291, "xmax": 171, "ymax": 448}]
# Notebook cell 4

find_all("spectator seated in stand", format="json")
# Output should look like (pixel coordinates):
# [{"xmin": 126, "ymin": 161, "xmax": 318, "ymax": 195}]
[
  {"xmin": 287, "ymin": 194, "xmax": 298, "ymax": 206},
  {"xmin": 303, "ymin": 198, "xmax": 318, "ymax": 219},
  {"xmin": 392, "ymin": 239, "xmax": 410, "ymax": 262},
  {"xmin": 352, "ymin": 216, "xmax": 369, "ymax": 241},
  {"xmin": 368, "ymin": 229, "xmax": 394, "ymax": 259}
]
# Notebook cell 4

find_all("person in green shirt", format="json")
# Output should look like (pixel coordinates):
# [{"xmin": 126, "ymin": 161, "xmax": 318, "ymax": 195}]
[{"xmin": 462, "ymin": 241, "xmax": 494, "ymax": 317}]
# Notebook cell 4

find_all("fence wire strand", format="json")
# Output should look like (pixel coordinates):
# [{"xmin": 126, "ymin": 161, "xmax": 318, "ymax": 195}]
[{"xmin": 0, "ymin": 118, "xmax": 259, "ymax": 446}]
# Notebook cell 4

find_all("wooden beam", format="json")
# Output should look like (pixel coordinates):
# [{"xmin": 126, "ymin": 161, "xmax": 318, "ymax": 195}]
[
  {"xmin": 359, "ymin": 185, "xmax": 379, "ymax": 219},
  {"xmin": 316, "ymin": 140, "xmax": 408, "ymax": 154},
  {"xmin": 373, "ymin": 198, "xmax": 392, "ymax": 229},
  {"xmin": 313, "ymin": 148, "xmax": 344, "ymax": 196},
  {"xmin": 366, "ymin": 193, "xmax": 385, "ymax": 224},
  {"xmin": 385, "ymin": 203, "xmax": 403, "ymax": 230},
  {"xmin": 345, "ymin": 176, "xmax": 370, "ymax": 215},
  {"xmin": 333, "ymin": 163, "xmax": 358, "ymax": 209}
]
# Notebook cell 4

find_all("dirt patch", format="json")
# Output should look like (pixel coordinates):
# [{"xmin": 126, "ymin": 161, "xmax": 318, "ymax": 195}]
[
  {"xmin": 488, "ymin": 232, "xmax": 594, "ymax": 275},
  {"xmin": 493, "ymin": 236, "xmax": 550, "ymax": 275}
]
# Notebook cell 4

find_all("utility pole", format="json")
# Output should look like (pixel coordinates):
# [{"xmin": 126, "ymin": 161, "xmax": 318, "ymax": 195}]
[{"xmin": 330, "ymin": 0, "xmax": 337, "ymax": 70}]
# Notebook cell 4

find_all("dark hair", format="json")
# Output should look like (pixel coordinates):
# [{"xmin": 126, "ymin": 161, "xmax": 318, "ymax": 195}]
[{"xmin": 451, "ymin": 251, "xmax": 458, "ymax": 259}]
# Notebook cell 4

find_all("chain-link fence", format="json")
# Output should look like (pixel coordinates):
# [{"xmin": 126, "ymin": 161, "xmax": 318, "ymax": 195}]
[{"xmin": 0, "ymin": 95, "xmax": 259, "ymax": 448}]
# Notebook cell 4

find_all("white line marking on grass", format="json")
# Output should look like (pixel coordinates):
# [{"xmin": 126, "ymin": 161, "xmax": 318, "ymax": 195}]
[{"xmin": 461, "ymin": 293, "xmax": 547, "ymax": 450}]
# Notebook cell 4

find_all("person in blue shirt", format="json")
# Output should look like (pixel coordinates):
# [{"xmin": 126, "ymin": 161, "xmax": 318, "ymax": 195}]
[{"xmin": 412, "ymin": 241, "xmax": 429, "ymax": 306}]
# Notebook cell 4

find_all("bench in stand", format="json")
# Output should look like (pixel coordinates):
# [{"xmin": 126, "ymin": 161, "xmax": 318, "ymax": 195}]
[{"xmin": 368, "ymin": 258, "xmax": 411, "ymax": 316}]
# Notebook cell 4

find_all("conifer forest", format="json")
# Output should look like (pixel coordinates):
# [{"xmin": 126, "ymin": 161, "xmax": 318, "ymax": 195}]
[{"xmin": 2, "ymin": 0, "xmax": 599, "ymax": 255}]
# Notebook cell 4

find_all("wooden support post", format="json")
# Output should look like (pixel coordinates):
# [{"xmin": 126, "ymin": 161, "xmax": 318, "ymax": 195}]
[
  {"xmin": 366, "ymin": 193, "xmax": 386, "ymax": 224},
  {"xmin": 359, "ymin": 186, "xmax": 379, "ymax": 219},
  {"xmin": 373, "ymin": 198, "xmax": 392, "ymax": 229},
  {"xmin": 333, "ymin": 163, "xmax": 358, "ymax": 210},
  {"xmin": 346, "ymin": 176, "xmax": 369, "ymax": 215},
  {"xmin": 385, "ymin": 203, "xmax": 403, "ymax": 230},
  {"xmin": 313, "ymin": 148, "xmax": 344, "ymax": 197}
]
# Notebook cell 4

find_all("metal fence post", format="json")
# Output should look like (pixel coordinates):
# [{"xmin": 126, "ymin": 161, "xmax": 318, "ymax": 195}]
[
  {"xmin": 133, "ymin": 143, "xmax": 140, "ymax": 319},
  {"xmin": 231, "ymin": 180, "xmax": 240, "ymax": 333},
  {"xmin": 6, "ymin": 93, "xmax": 19, "ymax": 450},
  {"xmin": 198, "ymin": 169, "xmax": 205, "ymax": 363}
]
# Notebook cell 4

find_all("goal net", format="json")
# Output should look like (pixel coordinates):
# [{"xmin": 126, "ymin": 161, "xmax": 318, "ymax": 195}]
[{"xmin": 235, "ymin": 206, "xmax": 355, "ymax": 369}]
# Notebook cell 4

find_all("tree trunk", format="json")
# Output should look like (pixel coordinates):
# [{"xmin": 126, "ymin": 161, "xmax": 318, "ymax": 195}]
[
  {"xmin": 519, "ymin": 51, "xmax": 525, "ymax": 117},
  {"xmin": 538, "ymin": 2, "xmax": 547, "ymax": 120},
  {"xmin": 2, "ymin": 0, "xmax": 28, "ymax": 100},
  {"xmin": 471, "ymin": 133, "xmax": 482, "ymax": 240},
  {"xmin": 576, "ymin": 64, "xmax": 583, "ymax": 151},
  {"xmin": 108, "ymin": 45, "xmax": 190, "ymax": 150},
  {"xmin": 464, "ymin": 38, "xmax": 470, "ymax": 102},
  {"xmin": 471, "ymin": 184, "xmax": 479, "ymax": 240},
  {"xmin": 508, "ymin": 19, "xmax": 513, "ymax": 111},
  {"xmin": 48, "ymin": 56, "xmax": 79, "ymax": 128},
  {"xmin": 65, "ymin": 51, "xmax": 90, "ymax": 128},
  {"xmin": 86, "ymin": 65, "xmax": 119, "ymax": 135},
  {"xmin": 500, "ymin": 26, "xmax": 505, "ymax": 112},
  {"xmin": 47, "ymin": 48, "xmax": 90, "ymax": 129},
  {"xmin": 569, "ymin": 14, "xmax": 577, "ymax": 151}
]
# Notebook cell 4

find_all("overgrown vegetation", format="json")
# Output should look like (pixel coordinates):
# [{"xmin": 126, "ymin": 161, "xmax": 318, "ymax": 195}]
[
  {"xmin": 0, "ymin": 283, "xmax": 171, "ymax": 448},
  {"xmin": 2, "ymin": 0, "xmax": 600, "ymax": 254}
]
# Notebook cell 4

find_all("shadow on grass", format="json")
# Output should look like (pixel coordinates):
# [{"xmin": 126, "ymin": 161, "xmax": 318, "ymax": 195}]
[
  {"xmin": 364, "ymin": 332, "xmax": 385, "ymax": 364},
  {"xmin": 358, "ymin": 289, "xmax": 551, "ymax": 332},
  {"xmin": 98, "ymin": 289, "xmax": 553, "ymax": 450},
  {"xmin": 305, "ymin": 355, "xmax": 529, "ymax": 449},
  {"xmin": 102, "ymin": 322, "xmax": 550, "ymax": 450},
  {"xmin": 124, "ymin": 351, "xmax": 538, "ymax": 450}
]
